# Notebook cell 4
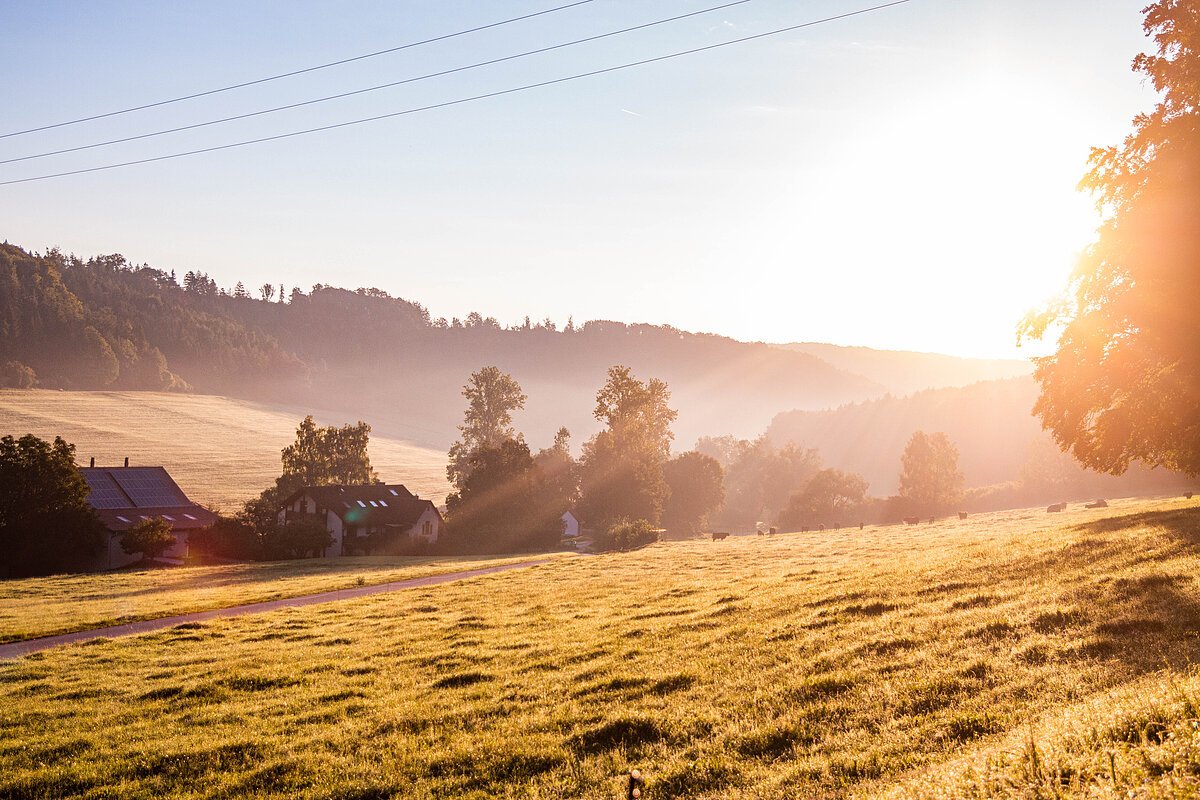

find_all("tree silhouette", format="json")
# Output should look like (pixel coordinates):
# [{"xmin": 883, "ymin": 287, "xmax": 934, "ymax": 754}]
[
  {"xmin": 1022, "ymin": 0, "xmax": 1200, "ymax": 476},
  {"xmin": 898, "ymin": 431, "xmax": 964, "ymax": 515},
  {"xmin": 663, "ymin": 451, "xmax": 725, "ymax": 537},
  {"xmin": 120, "ymin": 517, "xmax": 176, "ymax": 561},
  {"xmin": 779, "ymin": 468, "xmax": 868, "ymax": 530},
  {"xmin": 447, "ymin": 366, "xmax": 527, "ymax": 492}
]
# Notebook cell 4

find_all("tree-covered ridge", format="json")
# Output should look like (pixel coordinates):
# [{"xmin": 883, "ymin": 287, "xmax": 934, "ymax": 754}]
[{"xmin": 0, "ymin": 241, "xmax": 878, "ymax": 448}]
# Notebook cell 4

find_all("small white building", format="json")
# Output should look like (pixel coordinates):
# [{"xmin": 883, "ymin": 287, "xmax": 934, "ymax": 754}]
[
  {"xmin": 561, "ymin": 510, "xmax": 580, "ymax": 538},
  {"xmin": 279, "ymin": 484, "xmax": 441, "ymax": 556}
]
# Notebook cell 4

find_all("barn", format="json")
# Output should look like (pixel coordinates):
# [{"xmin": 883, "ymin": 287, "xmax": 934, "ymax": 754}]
[
  {"xmin": 278, "ymin": 484, "xmax": 441, "ymax": 556},
  {"xmin": 80, "ymin": 463, "xmax": 217, "ymax": 569}
]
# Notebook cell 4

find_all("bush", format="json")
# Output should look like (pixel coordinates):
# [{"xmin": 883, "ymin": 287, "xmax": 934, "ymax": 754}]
[
  {"xmin": 597, "ymin": 519, "xmax": 659, "ymax": 552},
  {"xmin": 120, "ymin": 517, "xmax": 176, "ymax": 561}
]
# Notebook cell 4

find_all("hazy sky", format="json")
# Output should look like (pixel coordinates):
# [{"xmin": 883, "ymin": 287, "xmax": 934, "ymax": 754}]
[{"xmin": 0, "ymin": 1, "xmax": 1155, "ymax": 358}]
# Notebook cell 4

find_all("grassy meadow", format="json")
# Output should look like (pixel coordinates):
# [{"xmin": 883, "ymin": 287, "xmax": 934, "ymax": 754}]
[
  {"xmin": 0, "ymin": 554, "xmax": 566, "ymax": 644},
  {"xmin": 0, "ymin": 389, "xmax": 449, "ymax": 509},
  {"xmin": 3, "ymin": 497, "xmax": 1200, "ymax": 798}
]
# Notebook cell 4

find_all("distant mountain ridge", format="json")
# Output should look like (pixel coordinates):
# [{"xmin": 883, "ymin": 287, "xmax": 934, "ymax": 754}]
[
  {"xmin": 0, "ymin": 243, "xmax": 882, "ymax": 449},
  {"xmin": 774, "ymin": 341, "xmax": 1031, "ymax": 397}
]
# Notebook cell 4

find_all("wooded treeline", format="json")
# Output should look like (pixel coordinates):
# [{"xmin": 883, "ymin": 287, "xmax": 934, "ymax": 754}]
[{"xmin": 0, "ymin": 242, "xmax": 878, "ymax": 447}]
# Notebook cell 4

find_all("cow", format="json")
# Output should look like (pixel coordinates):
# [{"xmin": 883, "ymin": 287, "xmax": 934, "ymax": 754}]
[
  {"xmin": 1085, "ymin": 499, "xmax": 1108, "ymax": 509},
  {"xmin": 903, "ymin": 516, "xmax": 921, "ymax": 525},
  {"xmin": 1047, "ymin": 503, "xmax": 1067, "ymax": 513},
  {"xmin": 712, "ymin": 532, "xmax": 729, "ymax": 541},
  {"xmin": 1187, "ymin": 492, "xmax": 1194, "ymax": 500},
  {"xmin": 958, "ymin": 512, "xmax": 968, "ymax": 520}
]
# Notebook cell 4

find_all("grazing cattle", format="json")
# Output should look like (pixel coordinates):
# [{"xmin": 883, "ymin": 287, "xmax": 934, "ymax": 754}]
[
  {"xmin": 1187, "ymin": 492, "xmax": 1194, "ymax": 500},
  {"xmin": 1047, "ymin": 503, "xmax": 1066, "ymax": 513},
  {"xmin": 1085, "ymin": 499, "xmax": 1108, "ymax": 509},
  {"xmin": 958, "ymin": 512, "xmax": 968, "ymax": 520},
  {"xmin": 712, "ymin": 532, "xmax": 729, "ymax": 541},
  {"xmin": 927, "ymin": 517, "xmax": 935, "ymax": 524},
  {"xmin": 818, "ymin": 523, "xmax": 826, "ymax": 531},
  {"xmin": 902, "ymin": 516, "xmax": 920, "ymax": 526},
  {"xmin": 768, "ymin": 527, "xmax": 777, "ymax": 536}
]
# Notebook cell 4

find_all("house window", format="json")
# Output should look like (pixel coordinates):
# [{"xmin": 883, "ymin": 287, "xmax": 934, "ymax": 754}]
[
  {"xmin": 379, "ymin": 500, "xmax": 388, "ymax": 507},
  {"xmin": 422, "ymin": 520, "xmax": 432, "ymax": 537},
  {"xmin": 389, "ymin": 489, "xmax": 399, "ymax": 496},
  {"xmin": 369, "ymin": 501, "xmax": 378, "ymax": 507},
  {"xmin": 357, "ymin": 500, "xmax": 367, "ymax": 507}
]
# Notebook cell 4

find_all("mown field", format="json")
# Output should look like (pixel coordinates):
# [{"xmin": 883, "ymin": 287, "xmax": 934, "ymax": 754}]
[
  {"xmin": 0, "ymin": 554, "xmax": 566, "ymax": 644},
  {"xmin": 3, "ymin": 497, "xmax": 1200, "ymax": 798},
  {"xmin": 0, "ymin": 389, "xmax": 449, "ymax": 509}
]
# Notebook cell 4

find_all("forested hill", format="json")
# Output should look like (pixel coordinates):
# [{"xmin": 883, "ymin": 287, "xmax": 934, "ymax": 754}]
[
  {"xmin": 775, "ymin": 342, "xmax": 1031, "ymax": 396},
  {"xmin": 765, "ymin": 376, "xmax": 1191, "ymax": 499},
  {"xmin": 0, "ymin": 244, "xmax": 881, "ymax": 448}
]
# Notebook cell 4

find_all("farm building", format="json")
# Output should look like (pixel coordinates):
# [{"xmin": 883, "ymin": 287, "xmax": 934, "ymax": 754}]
[
  {"xmin": 80, "ymin": 463, "xmax": 217, "ymax": 569},
  {"xmin": 562, "ymin": 510, "xmax": 580, "ymax": 538},
  {"xmin": 279, "ymin": 484, "xmax": 441, "ymax": 556}
]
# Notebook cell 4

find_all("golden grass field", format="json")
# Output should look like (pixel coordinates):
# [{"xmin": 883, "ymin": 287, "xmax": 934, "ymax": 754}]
[
  {"xmin": 3, "ymin": 497, "xmax": 1199, "ymax": 798},
  {"xmin": 0, "ymin": 389, "xmax": 450, "ymax": 509},
  {"xmin": 0, "ymin": 554, "xmax": 568, "ymax": 644}
]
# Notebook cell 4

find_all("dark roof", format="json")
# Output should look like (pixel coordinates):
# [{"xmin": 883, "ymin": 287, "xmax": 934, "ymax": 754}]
[
  {"xmin": 283, "ymin": 484, "xmax": 439, "ymax": 528},
  {"xmin": 80, "ymin": 467, "xmax": 217, "ymax": 532}
]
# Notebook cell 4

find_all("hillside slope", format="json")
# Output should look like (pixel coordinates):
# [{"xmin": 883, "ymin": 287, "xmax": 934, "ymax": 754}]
[
  {"xmin": 766, "ymin": 376, "xmax": 1191, "ymax": 498},
  {"xmin": 0, "ymin": 390, "xmax": 449, "ymax": 509},
  {"xmin": 1, "ymin": 499, "xmax": 1198, "ymax": 797},
  {"xmin": 777, "ymin": 341, "xmax": 1031, "ymax": 396},
  {"xmin": 0, "ymin": 244, "xmax": 882, "ymax": 448}
]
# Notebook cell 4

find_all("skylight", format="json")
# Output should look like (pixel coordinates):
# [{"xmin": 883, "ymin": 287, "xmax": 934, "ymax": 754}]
[
  {"xmin": 389, "ymin": 489, "xmax": 399, "ymax": 496},
  {"xmin": 357, "ymin": 500, "xmax": 367, "ymax": 507},
  {"xmin": 369, "ymin": 500, "xmax": 378, "ymax": 507},
  {"xmin": 184, "ymin": 513, "xmax": 197, "ymax": 520},
  {"xmin": 116, "ymin": 515, "xmax": 130, "ymax": 523},
  {"xmin": 379, "ymin": 500, "xmax": 388, "ymax": 507}
]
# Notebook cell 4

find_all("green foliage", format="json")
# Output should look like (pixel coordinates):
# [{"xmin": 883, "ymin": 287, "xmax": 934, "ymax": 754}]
[
  {"xmin": 0, "ymin": 434, "xmax": 106, "ymax": 577},
  {"xmin": 578, "ymin": 366, "xmax": 678, "ymax": 529},
  {"xmin": 898, "ymin": 431, "xmax": 964, "ymax": 515},
  {"xmin": 778, "ymin": 468, "xmax": 869, "ymax": 530},
  {"xmin": 281, "ymin": 415, "xmax": 378, "ymax": 487},
  {"xmin": 119, "ymin": 518, "xmax": 176, "ymax": 561},
  {"xmin": 268, "ymin": 517, "xmax": 332, "ymax": 559},
  {"xmin": 533, "ymin": 427, "xmax": 579, "ymax": 520},
  {"xmin": 0, "ymin": 360, "xmax": 36, "ymax": 388},
  {"xmin": 596, "ymin": 518, "xmax": 660, "ymax": 551},
  {"xmin": 446, "ymin": 366, "xmax": 527, "ymax": 492},
  {"xmin": 445, "ymin": 438, "xmax": 560, "ymax": 553},
  {"xmin": 699, "ymin": 436, "xmax": 822, "ymax": 529},
  {"xmin": 1021, "ymin": 0, "xmax": 1200, "ymax": 476},
  {"xmin": 663, "ymin": 451, "xmax": 725, "ymax": 537}
]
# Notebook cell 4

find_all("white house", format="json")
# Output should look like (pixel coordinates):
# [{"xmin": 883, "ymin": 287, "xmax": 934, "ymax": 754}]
[
  {"xmin": 561, "ymin": 510, "xmax": 580, "ymax": 538},
  {"xmin": 279, "ymin": 484, "xmax": 441, "ymax": 556}
]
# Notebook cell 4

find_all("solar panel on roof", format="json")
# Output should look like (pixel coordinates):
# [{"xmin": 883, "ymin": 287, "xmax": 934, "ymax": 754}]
[
  {"xmin": 112, "ymin": 469, "xmax": 186, "ymax": 508},
  {"xmin": 83, "ymin": 471, "xmax": 131, "ymax": 509}
]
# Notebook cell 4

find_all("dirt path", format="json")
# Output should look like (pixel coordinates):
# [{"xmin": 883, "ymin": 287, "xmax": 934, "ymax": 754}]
[{"xmin": 0, "ymin": 558, "xmax": 555, "ymax": 661}]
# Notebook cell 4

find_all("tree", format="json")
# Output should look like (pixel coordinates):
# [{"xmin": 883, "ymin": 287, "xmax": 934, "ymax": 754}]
[
  {"xmin": 778, "ymin": 469, "xmax": 869, "ymax": 530},
  {"xmin": 119, "ymin": 517, "xmax": 176, "ymax": 561},
  {"xmin": 233, "ymin": 281, "xmax": 249, "ymax": 299},
  {"xmin": 259, "ymin": 283, "xmax": 275, "ymax": 302},
  {"xmin": 445, "ymin": 438, "xmax": 559, "ymax": 553},
  {"xmin": 533, "ymin": 427, "xmax": 580, "ymax": 519},
  {"xmin": 898, "ymin": 431, "xmax": 964, "ymax": 515},
  {"xmin": 447, "ymin": 366, "xmax": 527, "ymax": 491},
  {"xmin": 280, "ymin": 415, "xmax": 377, "ymax": 488},
  {"xmin": 663, "ymin": 451, "xmax": 725, "ymax": 537},
  {"xmin": 270, "ymin": 516, "xmax": 332, "ymax": 559},
  {"xmin": 578, "ymin": 366, "xmax": 678, "ymax": 529},
  {"xmin": 707, "ymin": 436, "xmax": 822, "ymax": 529},
  {"xmin": 1021, "ymin": 0, "xmax": 1200, "ymax": 476},
  {"xmin": 0, "ymin": 434, "xmax": 106, "ymax": 576}
]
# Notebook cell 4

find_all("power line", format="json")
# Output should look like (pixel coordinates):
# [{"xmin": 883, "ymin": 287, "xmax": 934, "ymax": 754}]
[
  {"xmin": 0, "ymin": 0, "xmax": 753, "ymax": 166},
  {"xmin": 0, "ymin": 1, "xmax": 913, "ymax": 187},
  {"xmin": 0, "ymin": 0, "xmax": 597, "ymax": 140}
]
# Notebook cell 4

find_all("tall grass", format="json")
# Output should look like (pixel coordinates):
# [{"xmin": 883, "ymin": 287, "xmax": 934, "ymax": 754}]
[{"xmin": 2, "ymin": 497, "xmax": 1198, "ymax": 798}]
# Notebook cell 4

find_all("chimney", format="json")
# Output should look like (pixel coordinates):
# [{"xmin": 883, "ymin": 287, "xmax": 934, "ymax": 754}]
[
  {"xmin": 124, "ymin": 457, "xmax": 129, "ymax": 467},
  {"xmin": 89, "ymin": 457, "xmax": 95, "ymax": 468}
]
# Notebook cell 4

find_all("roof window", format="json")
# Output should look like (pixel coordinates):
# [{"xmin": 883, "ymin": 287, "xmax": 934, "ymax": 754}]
[
  {"xmin": 116, "ymin": 515, "xmax": 130, "ymax": 523},
  {"xmin": 369, "ymin": 500, "xmax": 379, "ymax": 507},
  {"xmin": 389, "ymin": 489, "xmax": 399, "ymax": 496},
  {"xmin": 379, "ymin": 500, "xmax": 388, "ymax": 507},
  {"xmin": 184, "ymin": 513, "xmax": 197, "ymax": 520},
  {"xmin": 357, "ymin": 500, "xmax": 367, "ymax": 507},
  {"xmin": 163, "ymin": 515, "xmax": 175, "ymax": 521}
]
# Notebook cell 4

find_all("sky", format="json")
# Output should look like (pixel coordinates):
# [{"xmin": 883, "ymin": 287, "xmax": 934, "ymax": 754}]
[{"xmin": 0, "ymin": 0, "xmax": 1157, "ymax": 359}]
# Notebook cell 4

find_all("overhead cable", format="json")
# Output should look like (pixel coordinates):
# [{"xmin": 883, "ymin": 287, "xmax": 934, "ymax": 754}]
[
  {"xmin": 0, "ymin": 0, "xmax": 597, "ymax": 139},
  {"xmin": 0, "ymin": 1, "xmax": 913, "ymax": 187},
  {"xmin": 0, "ymin": 0, "xmax": 754, "ymax": 166}
]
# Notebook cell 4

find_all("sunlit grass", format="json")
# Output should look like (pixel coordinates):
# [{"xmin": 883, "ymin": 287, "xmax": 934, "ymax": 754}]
[
  {"xmin": 0, "ymin": 554, "xmax": 566, "ymax": 643},
  {"xmin": 2, "ymin": 497, "xmax": 1198, "ymax": 798}
]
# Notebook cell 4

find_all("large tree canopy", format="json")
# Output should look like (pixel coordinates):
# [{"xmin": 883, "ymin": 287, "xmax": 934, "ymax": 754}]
[
  {"xmin": 447, "ymin": 366, "xmax": 527, "ymax": 491},
  {"xmin": 1022, "ymin": 0, "xmax": 1200, "ymax": 476},
  {"xmin": 898, "ymin": 431, "xmax": 964, "ymax": 515},
  {"xmin": 0, "ymin": 434, "xmax": 106, "ymax": 576}
]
